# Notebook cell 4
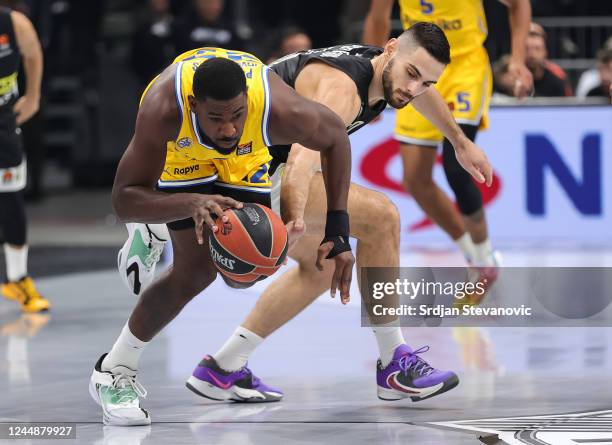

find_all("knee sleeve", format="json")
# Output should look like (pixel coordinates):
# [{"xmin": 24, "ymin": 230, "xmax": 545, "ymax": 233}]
[
  {"xmin": 442, "ymin": 124, "xmax": 483, "ymax": 216},
  {"xmin": 0, "ymin": 191, "xmax": 27, "ymax": 245}
]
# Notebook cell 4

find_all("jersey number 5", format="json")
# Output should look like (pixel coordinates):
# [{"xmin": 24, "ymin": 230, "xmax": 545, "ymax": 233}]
[
  {"xmin": 419, "ymin": 0, "xmax": 434, "ymax": 14},
  {"xmin": 457, "ymin": 92, "xmax": 471, "ymax": 112}
]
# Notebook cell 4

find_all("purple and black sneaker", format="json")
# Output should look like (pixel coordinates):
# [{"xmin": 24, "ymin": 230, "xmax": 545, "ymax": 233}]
[
  {"xmin": 377, "ymin": 344, "xmax": 459, "ymax": 402},
  {"xmin": 186, "ymin": 355, "xmax": 283, "ymax": 403}
]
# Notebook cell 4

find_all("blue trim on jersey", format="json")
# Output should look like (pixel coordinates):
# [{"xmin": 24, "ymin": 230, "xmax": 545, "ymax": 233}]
[
  {"xmin": 174, "ymin": 62, "xmax": 184, "ymax": 125},
  {"xmin": 261, "ymin": 66, "xmax": 272, "ymax": 147},
  {"xmin": 250, "ymin": 161, "xmax": 270, "ymax": 184}
]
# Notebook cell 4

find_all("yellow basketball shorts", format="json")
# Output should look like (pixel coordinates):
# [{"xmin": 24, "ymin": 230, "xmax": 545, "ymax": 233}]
[{"xmin": 395, "ymin": 46, "xmax": 493, "ymax": 146}]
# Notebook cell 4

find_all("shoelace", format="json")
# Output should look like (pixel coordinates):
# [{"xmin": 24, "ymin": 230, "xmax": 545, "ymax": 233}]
[
  {"xmin": 398, "ymin": 346, "xmax": 435, "ymax": 377},
  {"xmin": 144, "ymin": 244, "xmax": 163, "ymax": 270},
  {"xmin": 111, "ymin": 374, "xmax": 148, "ymax": 405}
]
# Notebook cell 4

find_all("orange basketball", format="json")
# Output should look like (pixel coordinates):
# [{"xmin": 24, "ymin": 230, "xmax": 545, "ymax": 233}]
[{"xmin": 209, "ymin": 203, "xmax": 288, "ymax": 283}]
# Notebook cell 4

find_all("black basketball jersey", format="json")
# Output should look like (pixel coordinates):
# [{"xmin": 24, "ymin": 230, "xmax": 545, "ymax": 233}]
[
  {"xmin": 268, "ymin": 44, "xmax": 387, "ymax": 168},
  {"xmin": 0, "ymin": 7, "xmax": 20, "ymax": 112}
]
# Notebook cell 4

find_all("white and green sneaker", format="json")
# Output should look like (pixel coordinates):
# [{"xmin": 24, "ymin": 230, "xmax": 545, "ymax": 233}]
[
  {"xmin": 89, "ymin": 353, "xmax": 151, "ymax": 426},
  {"xmin": 118, "ymin": 223, "xmax": 169, "ymax": 296}
]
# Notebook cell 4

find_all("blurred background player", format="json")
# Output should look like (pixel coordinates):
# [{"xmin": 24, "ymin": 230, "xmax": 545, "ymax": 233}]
[
  {"xmin": 0, "ymin": 6, "xmax": 48, "ymax": 313},
  {"xmin": 362, "ymin": 0, "xmax": 533, "ymax": 279}
]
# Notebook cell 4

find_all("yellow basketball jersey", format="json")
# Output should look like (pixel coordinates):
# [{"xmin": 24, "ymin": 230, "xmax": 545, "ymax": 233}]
[
  {"xmin": 398, "ymin": 0, "xmax": 488, "ymax": 58},
  {"xmin": 143, "ymin": 48, "xmax": 273, "ymax": 189}
]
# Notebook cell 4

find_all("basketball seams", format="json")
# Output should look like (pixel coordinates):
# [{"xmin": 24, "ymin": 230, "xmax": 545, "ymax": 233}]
[{"xmin": 230, "ymin": 211, "xmax": 276, "ymax": 266}]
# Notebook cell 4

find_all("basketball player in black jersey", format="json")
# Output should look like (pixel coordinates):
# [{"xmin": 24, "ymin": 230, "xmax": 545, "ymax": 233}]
[
  {"xmin": 0, "ymin": 7, "xmax": 47, "ymax": 313},
  {"xmin": 192, "ymin": 23, "xmax": 493, "ymax": 403}
]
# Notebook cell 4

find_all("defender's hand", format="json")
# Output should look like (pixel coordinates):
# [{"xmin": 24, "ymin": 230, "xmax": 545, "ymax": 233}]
[
  {"xmin": 508, "ymin": 59, "xmax": 534, "ymax": 98},
  {"xmin": 13, "ymin": 96, "xmax": 40, "ymax": 125},
  {"xmin": 316, "ymin": 239, "xmax": 355, "ymax": 305},
  {"xmin": 191, "ymin": 195, "xmax": 243, "ymax": 244},
  {"xmin": 454, "ymin": 138, "xmax": 493, "ymax": 187}
]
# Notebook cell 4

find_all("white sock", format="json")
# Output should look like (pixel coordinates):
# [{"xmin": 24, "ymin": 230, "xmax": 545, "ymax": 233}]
[
  {"xmin": 4, "ymin": 244, "xmax": 28, "ymax": 282},
  {"xmin": 214, "ymin": 326, "xmax": 263, "ymax": 372},
  {"xmin": 454, "ymin": 233, "xmax": 475, "ymax": 262},
  {"xmin": 102, "ymin": 322, "xmax": 149, "ymax": 372},
  {"xmin": 371, "ymin": 321, "xmax": 405, "ymax": 368},
  {"xmin": 473, "ymin": 238, "xmax": 495, "ymax": 266}
]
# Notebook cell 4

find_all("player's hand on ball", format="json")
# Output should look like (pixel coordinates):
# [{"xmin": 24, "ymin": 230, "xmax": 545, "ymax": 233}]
[
  {"xmin": 454, "ymin": 138, "xmax": 493, "ymax": 187},
  {"xmin": 316, "ymin": 241, "xmax": 355, "ymax": 305},
  {"xmin": 192, "ymin": 195, "xmax": 243, "ymax": 244}
]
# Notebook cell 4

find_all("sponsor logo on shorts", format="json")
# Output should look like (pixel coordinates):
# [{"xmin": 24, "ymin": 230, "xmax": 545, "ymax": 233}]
[
  {"xmin": 177, "ymin": 137, "xmax": 193, "ymax": 148},
  {"xmin": 174, "ymin": 165, "xmax": 200, "ymax": 175},
  {"xmin": 237, "ymin": 142, "xmax": 253, "ymax": 156},
  {"xmin": 209, "ymin": 242, "xmax": 236, "ymax": 270},
  {"xmin": 243, "ymin": 206, "xmax": 260, "ymax": 225}
]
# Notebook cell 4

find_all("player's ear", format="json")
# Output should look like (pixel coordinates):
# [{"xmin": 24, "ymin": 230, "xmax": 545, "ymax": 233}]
[{"xmin": 384, "ymin": 38, "xmax": 398, "ymax": 57}]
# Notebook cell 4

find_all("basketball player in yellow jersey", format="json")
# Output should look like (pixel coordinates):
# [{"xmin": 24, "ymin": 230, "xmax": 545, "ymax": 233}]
[
  {"xmin": 88, "ymin": 48, "xmax": 356, "ymax": 426},
  {"xmin": 363, "ymin": 0, "xmax": 533, "ymax": 281}
]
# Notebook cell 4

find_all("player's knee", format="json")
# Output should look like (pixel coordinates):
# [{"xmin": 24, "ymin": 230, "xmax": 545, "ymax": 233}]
[
  {"xmin": 357, "ymin": 193, "xmax": 400, "ymax": 240},
  {"xmin": 170, "ymin": 267, "xmax": 217, "ymax": 300}
]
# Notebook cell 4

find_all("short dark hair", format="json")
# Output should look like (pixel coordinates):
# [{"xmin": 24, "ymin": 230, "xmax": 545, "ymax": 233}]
[
  {"xmin": 193, "ymin": 57, "xmax": 247, "ymax": 101},
  {"xmin": 400, "ymin": 22, "xmax": 451, "ymax": 65}
]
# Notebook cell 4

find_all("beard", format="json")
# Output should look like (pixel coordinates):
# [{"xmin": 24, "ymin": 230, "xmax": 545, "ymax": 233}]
[{"xmin": 382, "ymin": 58, "xmax": 413, "ymax": 109}]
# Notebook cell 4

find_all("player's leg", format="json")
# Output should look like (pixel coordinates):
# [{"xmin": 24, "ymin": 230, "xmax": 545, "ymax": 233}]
[
  {"xmin": 90, "ymin": 216, "xmax": 218, "ymax": 425},
  {"xmin": 0, "ymin": 160, "xmax": 50, "ymax": 313},
  {"xmin": 441, "ymin": 47, "xmax": 498, "ymax": 269},
  {"xmin": 185, "ymin": 178, "xmax": 286, "ymax": 403},
  {"xmin": 395, "ymin": 100, "xmax": 476, "ymax": 261},
  {"xmin": 211, "ymin": 174, "xmax": 458, "ymax": 401}
]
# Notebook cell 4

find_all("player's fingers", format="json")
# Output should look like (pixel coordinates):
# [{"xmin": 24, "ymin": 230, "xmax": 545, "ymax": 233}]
[
  {"xmin": 340, "ymin": 264, "xmax": 352, "ymax": 305},
  {"xmin": 194, "ymin": 216, "xmax": 205, "ymax": 244},
  {"xmin": 330, "ymin": 264, "xmax": 342, "ymax": 299},
  {"xmin": 203, "ymin": 213, "xmax": 218, "ymax": 233},
  {"xmin": 221, "ymin": 196, "xmax": 243, "ymax": 209},
  {"xmin": 316, "ymin": 242, "xmax": 332, "ymax": 271},
  {"xmin": 208, "ymin": 202, "xmax": 226, "ymax": 221},
  {"xmin": 470, "ymin": 165, "xmax": 485, "ymax": 183},
  {"xmin": 484, "ymin": 161, "xmax": 493, "ymax": 187}
]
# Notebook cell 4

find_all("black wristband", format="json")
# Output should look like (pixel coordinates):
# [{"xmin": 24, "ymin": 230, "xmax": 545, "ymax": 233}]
[{"xmin": 325, "ymin": 210, "xmax": 350, "ymax": 237}]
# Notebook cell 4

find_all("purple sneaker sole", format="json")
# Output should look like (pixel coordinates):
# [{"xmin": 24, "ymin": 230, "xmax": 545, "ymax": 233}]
[{"xmin": 377, "ymin": 372, "xmax": 459, "ymax": 402}]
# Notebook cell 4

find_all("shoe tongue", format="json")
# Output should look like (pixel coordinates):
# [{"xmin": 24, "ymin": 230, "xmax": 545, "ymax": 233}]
[{"xmin": 393, "ymin": 344, "xmax": 413, "ymax": 360}]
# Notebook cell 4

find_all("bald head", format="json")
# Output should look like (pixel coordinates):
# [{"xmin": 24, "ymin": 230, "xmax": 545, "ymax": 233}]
[{"xmin": 397, "ymin": 22, "xmax": 450, "ymax": 65}]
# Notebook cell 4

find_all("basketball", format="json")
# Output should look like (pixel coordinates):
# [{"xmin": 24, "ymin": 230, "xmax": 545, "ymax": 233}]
[{"xmin": 209, "ymin": 203, "xmax": 289, "ymax": 283}]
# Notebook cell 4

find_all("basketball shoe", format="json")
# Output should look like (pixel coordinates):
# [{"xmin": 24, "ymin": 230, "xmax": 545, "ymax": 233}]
[
  {"xmin": 89, "ymin": 353, "xmax": 151, "ymax": 426},
  {"xmin": 186, "ymin": 355, "xmax": 283, "ymax": 403},
  {"xmin": 118, "ymin": 223, "xmax": 169, "ymax": 296},
  {"xmin": 377, "ymin": 344, "xmax": 459, "ymax": 401},
  {"xmin": 1, "ymin": 276, "xmax": 50, "ymax": 313},
  {"xmin": 455, "ymin": 250, "xmax": 503, "ymax": 308}
]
